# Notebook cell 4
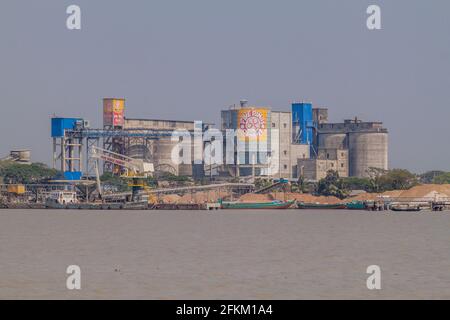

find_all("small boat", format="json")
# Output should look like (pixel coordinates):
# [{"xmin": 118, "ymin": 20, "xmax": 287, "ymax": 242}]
[
  {"xmin": 297, "ymin": 202, "xmax": 346, "ymax": 209},
  {"xmin": 346, "ymin": 201, "xmax": 366, "ymax": 210},
  {"xmin": 220, "ymin": 199, "xmax": 295, "ymax": 210},
  {"xmin": 390, "ymin": 205, "xmax": 422, "ymax": 212}
]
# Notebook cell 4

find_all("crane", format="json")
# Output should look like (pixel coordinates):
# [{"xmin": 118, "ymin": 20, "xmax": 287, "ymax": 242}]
[{"xmin": 90, "ymin": 146, "xmax": 154, "ymax": 201}]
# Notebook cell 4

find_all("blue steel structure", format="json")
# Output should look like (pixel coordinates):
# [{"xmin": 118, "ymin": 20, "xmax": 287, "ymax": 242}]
[
  {"xmin": 292, "ymin": 102, "xmax": 317, "ymax": 156},
  {"xmin": 292, "ymin": 102, "xmax": 314, "ymax": 144},
  {"xmin": 51, "ymin": 117, "xmax": 175, "ymax": 179},
  {"xmin": 51, "ymin": 118, "xmax": 83, "ymax": 138},
  {"xmin": 66, "ymin": 128, "xmax": 174, "ymax": 139}
]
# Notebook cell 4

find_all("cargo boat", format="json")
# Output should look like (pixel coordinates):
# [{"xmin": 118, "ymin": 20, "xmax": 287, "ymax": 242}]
[
  {"xmin": 390, "ymin": 205, "xmax": 422, "ymax": 212},
  {"xmin": 297, "ymin": 202, "xmax": 346, "ymax": 209},
  {"xmin": 45, "ymin": 199, "xmax": 148, "ymax": 210},
  {"xmin": 44, "ymin": 191, "xmax": 148, "ymax": 210},
  {"xmin": 346, "ymin": 201, "xmax": 366, "ymax": 210},
  {"xmin": 220, "ymin": 199, "xmax": 295, "ymax": 210}
]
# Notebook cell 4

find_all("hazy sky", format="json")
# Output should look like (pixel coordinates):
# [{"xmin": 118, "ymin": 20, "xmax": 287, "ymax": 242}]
[{"xmin": 0, "ymin": 0, "xmax": 449, "ymax": 173}]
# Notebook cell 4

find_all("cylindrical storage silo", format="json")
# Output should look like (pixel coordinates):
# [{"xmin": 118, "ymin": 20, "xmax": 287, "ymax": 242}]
[
  {"xmin": 318, "ymin": 133, "xmax": 348, "ymax": 150},
  {"xmin": 153, "ymin": 138, "xmax": 180, "ymax": 175},
  {"xmin": 103, "ymin": 98, "xmax": 125, "ymax": 128},
  {"xmin": 348, "ymin": 132, "xmax": 388, "ymax": 177},
  {"xmin": 127, "ymin": 144, "xmax": 152, "ymax": 162}
]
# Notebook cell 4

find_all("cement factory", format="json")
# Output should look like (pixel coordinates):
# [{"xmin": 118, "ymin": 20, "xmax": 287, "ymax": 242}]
[
  {"xmin": 3, "ymin": 97, "xmax": 450, "ymax": 212},
  {"xmin": 50, "ymin": 98, "xmax": 389, "ymax": 182}
]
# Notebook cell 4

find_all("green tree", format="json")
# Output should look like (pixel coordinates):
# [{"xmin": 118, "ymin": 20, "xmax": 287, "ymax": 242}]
[
  {"xmin": 432, "ymin": 172, "xmax": 450, "ymax": 184},
  {"xmin": 379, "ymin": 169, "xmax": 418, "ymax": 190},
  {"xmin": 420, "ymin": 171, "xmax": 446, "ymax": 184},
  {"xmin": 293, "ymin": 175, "xmax": 315, "ymax": 194},
  {"xmin": 0, "ymin": 162, "xmax": 58, "ymax": 184},
  {"xmin": 341, "ymin": 176, "xmax": 373, "ymax": 192},
  {"xmin": 363, "ymin": 168, "xmax": 418, "ymax": 192},
  {"xmin": 317, "ymin": 170, "xmax": 349, "ymax": 199}
]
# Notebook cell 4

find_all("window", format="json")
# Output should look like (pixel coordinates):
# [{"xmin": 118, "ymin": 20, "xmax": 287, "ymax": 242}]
[
  {"xmin": 283, "ymin": 123, "xmax": 287, "ymax": 128},
  {"xmin": 283, "ymin": 165, "xmax": 288, "ymax": 170},
  {"xmin": 330, "ymin": 163, "xmax": 334, "ymax": 167},
  {"xmin": 326, "ymin": 153, "xmax": 330, "ymax": 159},
  {"xmin": 283, "ymin": 150, "xmax": 287, "ymax": 156},
  {"xmin": 341, "ymin": 163, "xmax": 344, "ymax": 168},
  {"xmin": 272, "ymin": 123, "xmax": 276, "ymax": 128}
]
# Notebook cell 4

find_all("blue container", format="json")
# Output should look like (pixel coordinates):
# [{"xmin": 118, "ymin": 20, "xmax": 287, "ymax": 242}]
[
  {"xmin": 292, "ymin": 103, "xmax": 313, "ymax": 145},
  {"xmin": 51, "ymin": 118, "xmax": 83, "ymax": 138},
  {"xmin": 63, "ymin": 171, "xmax": 83, "ymax": 181}
]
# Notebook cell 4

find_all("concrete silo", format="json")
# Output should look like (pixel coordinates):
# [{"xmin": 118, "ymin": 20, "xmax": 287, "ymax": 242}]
[
  {"xmin": 153, "ymin": 139, "xmax": 180, "ymax": 175},
  {"xmin": 318, "ymin": 133, "xmax": 347, "ymax": 150},
  {"xmin": 348, "ymin": 131, "xmax": 388, "ymax": 177}
]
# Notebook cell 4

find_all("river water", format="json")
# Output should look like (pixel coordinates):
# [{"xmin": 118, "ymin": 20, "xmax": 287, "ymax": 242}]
[{"xmin": 0, "ymin": 209, "xmax": 449, "ymax": 299}]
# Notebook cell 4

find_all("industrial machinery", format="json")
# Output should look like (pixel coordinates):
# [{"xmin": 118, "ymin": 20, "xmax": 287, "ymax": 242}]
[
  {"xmin": 51, "ymin": 117, "xmax": 173, "ymax": 179},
  {"xmin": 90, "ymin": 146, "xmax": 155, "ymax": 202}
]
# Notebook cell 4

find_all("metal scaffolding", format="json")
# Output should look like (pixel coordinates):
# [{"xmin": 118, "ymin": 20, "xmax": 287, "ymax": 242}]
[{"xmin": 52, "ymin": 128, "xmax": 174, "ymax": 178}]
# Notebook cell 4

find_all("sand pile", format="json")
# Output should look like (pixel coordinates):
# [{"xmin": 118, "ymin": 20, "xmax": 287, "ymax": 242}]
[
  {"xmin": 398, "ymin": 184, "xmax": 450, "ymax": 200},
  {"xmin": 284, "ymin": 193, "xmax": 342, "ymax": 204},
  {"xmin": 346, "ymin": 193, "xmax": 379, "ymax": 201},
  {"xmin": 177, "ymin": 191, "xmax": 229, "ymax": 204},
  {"xmin": 159, "ymin": 184, "xmax": 450, "ymax": 205},
  {"xmin": 346, "ymin": 185, "xmax": 450, "ymax": 201},
  {"xmin": 347, "ymin": 190, "xmax": 405, "ymax": 201},
  {"xmin": 380, "ymin": 190, "xmax": 404, "ymax": 198},
  {"xmin": 239, "ymin": 193, "xmax": 274, "ymax": 203},
  {"xmin": 255, "ymin": 192, "xmax": 343, "ymax": 204},
  {"xmin": 160, "ymin": 194, "xmax": 181, "ymax": 204}
]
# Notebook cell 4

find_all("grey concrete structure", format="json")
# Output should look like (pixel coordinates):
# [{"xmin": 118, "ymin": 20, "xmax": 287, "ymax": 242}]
[
  {"xmin": 298, "ymin": 158, "xmax": 334, "ymax": 181},
  {"xmin": 123, "ymin": 118, "xmax": 202, "ymax": 177},
  {"xmin": 298, "ymin": 148, "xmax": 348, "ymax": 181},
  {"xmin": 115, "ymin": 104, "xmax": 387, "ymax": 180},
  {"xmin": 348, "ymin": 132, "xmax": 388, "ymax": 177},
  {"xmin": 313, "ymin": 108, "xmax": 329, "ymax": 125},
  {"xmin": 271, "ymin": 111, "xmax": 293, "ymax": 179},
  {"xmin": 220, "ymin": 107, "xmax": 310, "ymax": 180},
  {"xmin": 317, "ymin": 133, "xmax": 347, "ymax": 150},
  {"xmin": 317, "ymin": 118, "xmax": 388, "ymax": 178}
]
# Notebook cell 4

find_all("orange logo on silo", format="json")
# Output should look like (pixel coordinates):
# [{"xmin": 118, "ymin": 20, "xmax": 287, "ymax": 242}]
[{"xmin": 238, "ymin": 108, "xmax": 267, "ymax": 142}]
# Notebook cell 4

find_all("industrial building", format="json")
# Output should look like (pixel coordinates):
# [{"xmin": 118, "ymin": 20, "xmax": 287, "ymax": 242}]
[
  {"xmin": 122, "ymin": 118, "xmax": 211, "ymax": 177},
  {"xmin": 220, "ymin": 103, "xmax": 310, "ymax": 179},
  {"xmin": 313, "ymin": 118, "xmax": 388, "ymax": 178},
  {"xmin": 50, "ymin": 98, "xmax": 388, "ymax": 182},
  {"xmin": 219, "ymin": 101, "xmax": 388, "ymax": 180},
  {"xmin": 51, "ymin": 99, "xmax": 211, "ymax": 180}
]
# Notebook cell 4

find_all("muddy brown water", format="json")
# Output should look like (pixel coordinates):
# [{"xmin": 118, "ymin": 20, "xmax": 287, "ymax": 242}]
[{"xmin": 0, "ymin": 209, "xmax": 449, "ymax": 299}]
